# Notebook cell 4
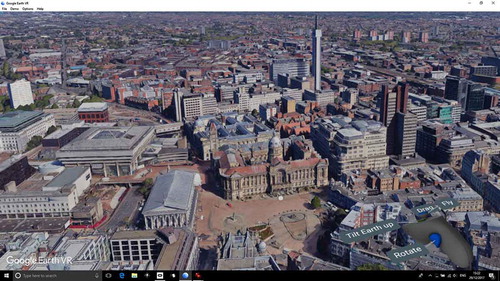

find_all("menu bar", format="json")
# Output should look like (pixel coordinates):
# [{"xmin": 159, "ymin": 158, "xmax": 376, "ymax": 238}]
[{"xmin": 0, "ymin": 0, "xmax": 499, "ymax": 12}]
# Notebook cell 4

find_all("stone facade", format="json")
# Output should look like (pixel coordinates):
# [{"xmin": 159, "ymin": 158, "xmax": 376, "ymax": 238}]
[
  {"xmin": 186, "ymin": 117, "xmax": 274, "ymax": 161},
  {"xmin": 216, "ymin": 136, "xmax": 328, "ymax": 200}
]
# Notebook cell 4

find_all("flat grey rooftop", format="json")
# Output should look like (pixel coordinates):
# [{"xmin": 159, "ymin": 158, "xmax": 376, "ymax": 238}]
[
  {"xmin": 44, "ymin": 127, "xmax": 76, "ymax": 139},
  {"xmin": 0, "ymin": 217, "xmax": 69, "ymax": 233},
  {"xmin": 338, "ymin": 128, "xmax": 363, "ymax": 139},
  {"xmin": 77, "ymin": 102, "xmax": 108, "ymax": 112},
  {"xmin": 45, "ymin": 166, "xmax": 89, "ymax": 188},
  {"xmin": 58, "ymin": 126, "xmax": 153, "ymax": 152},
  {"xmin": 111, "ymin": 230, "xmax": 157, "ymax": 240}
]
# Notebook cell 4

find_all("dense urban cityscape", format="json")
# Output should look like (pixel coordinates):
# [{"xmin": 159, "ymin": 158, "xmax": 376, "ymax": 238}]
[{"xmin": 0, "ymin": 12, "xmax": 499, "ymax": 271}]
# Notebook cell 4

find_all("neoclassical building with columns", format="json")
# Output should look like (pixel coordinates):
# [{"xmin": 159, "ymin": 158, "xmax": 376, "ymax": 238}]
[{"xmin": 142, "ymin": 170, "xmax": 200, "ymax": 229}]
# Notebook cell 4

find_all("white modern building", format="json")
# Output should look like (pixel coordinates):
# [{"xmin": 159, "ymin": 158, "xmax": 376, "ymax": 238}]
[
  {"xmin": 304, "ymin": 89, "xmax": 335, "ymax": 108},
  {"xmin": 233, "ymin": 71, "xmax": 264, "ymax": 84},
  {"xmin": 43, "ymin": 166, "xmax": 92, "ymax": 198},
  {"xmin": 247, "ymin": 92, "xmax": 281, "ymax": 111},
  {"xmin": 24, "ymin": 232, "xmax": 109, "ymax": 270},
  {"xmin": 234, "ymin": 89, "xmax": 250, "ymax": 111},
  {"xmin": 180, "ymin": 93, "xmax": 218, "ymax": 119},
  {"xmin": 57, "ymin": 234, "xmax": 110, "ymax": 261},
  {"xmin": 0, "ymin": 111, "xmax": 55, "ymax": 153},
  {"xmin": 8, "ymin": 79, "xmax": 34, "ymax": 109},
  {"xmin": 331, "ymin": 120, "xmax": 389, "ymax": 177},
  {"xmin": 182, "ymin": 93, "xmax": 202, "ymax": 120},
  {"xmin": 200, "ymin": 93, "xmax": 217, "ymax": 116},
  {"xmin": 0, "ymin": 167, "xmax": 91, "ymax": 219}
]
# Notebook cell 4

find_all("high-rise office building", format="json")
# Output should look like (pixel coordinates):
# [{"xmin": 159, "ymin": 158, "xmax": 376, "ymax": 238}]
[
  {"xmin": 416, "ymin": 120, "xmax": 454, "ymax": 162},
  {"xmin": 234, "ymin": 87, "xmax": 250, "ymax": 112},
  {"xmin": 312, "ymin": 16, "xmax": 322, "ymax": 91},
  {"xmin": 465, "ymin": 83, "xmax": 485, "ymax": 112},
  {"xmin": 380, "ymin": 88, "xmax": 396, "ymax": 127},
  {"xmin": 444, "ymin": 76, "xmax": 468, "ymax": 106},
  {"xmin": 201, "ymin": 93, "xmax": 218, "ymax": 116},
  {"xmin": 395, "ymin": 111, "xmax": 417, "ymax": 158},
  {"xmin": 8, "ymin": 79, "xmax": 34, "ymax": 109},
  {"xmin": 380, "ymin": 84, "xmax": 408, "ymax": 126},
  {"xmin": 331, "ymin": 121, "xmax": 389, "ymax": 178},
  {"xmin": 182, "ymin": 93, "xmax": 202, "ymax": 120},
  {"xmin": 180, "ymin": 93, "xmax": 219, "ymax": 119},
  {"xmin": 380, "ymin": 83, "xmax": 409, "ymax": 155},
  {"xmin": 270, "ymin": 58, "xmax": 310, "ymax": 82},
  {"xmin": 395, "ymin": 83, "xmax": 409, "ymax": 114}
]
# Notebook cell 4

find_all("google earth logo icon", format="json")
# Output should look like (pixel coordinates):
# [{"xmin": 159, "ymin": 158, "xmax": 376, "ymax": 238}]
[{"xmin": 1, "ymin": 2, "xmax": 5, "ymax": 5}]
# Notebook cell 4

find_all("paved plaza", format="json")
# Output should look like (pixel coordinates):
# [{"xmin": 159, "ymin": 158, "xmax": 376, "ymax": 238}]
[{"xmin": 195, "ymin": 186, "xmax": 325, "ymax": 256}]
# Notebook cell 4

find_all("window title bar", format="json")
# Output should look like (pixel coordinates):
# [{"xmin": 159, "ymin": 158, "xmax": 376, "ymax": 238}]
[{"xmin": 0, "ymin": 0, "xmax": 498, "ymax": 12}]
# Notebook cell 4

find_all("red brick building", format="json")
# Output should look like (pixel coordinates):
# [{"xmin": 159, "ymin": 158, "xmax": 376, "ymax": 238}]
[{"xmin": 77, "ymin": 102, "xmax": 109, "ymax": 123}]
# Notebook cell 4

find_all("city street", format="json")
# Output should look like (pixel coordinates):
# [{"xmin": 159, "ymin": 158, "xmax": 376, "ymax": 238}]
[{"xmin": 98, "ymin": 185, "xmax": 144, "ymax": 231}]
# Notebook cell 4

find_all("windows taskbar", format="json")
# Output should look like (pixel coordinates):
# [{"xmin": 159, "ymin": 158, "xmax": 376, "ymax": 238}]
[{"xmin": 0, "ymin": 270, "xmax": 497, "ymax": 281}]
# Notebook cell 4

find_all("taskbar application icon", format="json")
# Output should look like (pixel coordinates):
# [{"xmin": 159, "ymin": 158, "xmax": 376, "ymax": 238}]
[{"xmin": 102, "ymin": 271, "xmax": 179, "ymax": 281}]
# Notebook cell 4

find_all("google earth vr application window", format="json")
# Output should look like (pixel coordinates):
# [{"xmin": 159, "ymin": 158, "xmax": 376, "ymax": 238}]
[{"xmin": 0, "ymin": 0, "xmax": 499, "ymax": 280}]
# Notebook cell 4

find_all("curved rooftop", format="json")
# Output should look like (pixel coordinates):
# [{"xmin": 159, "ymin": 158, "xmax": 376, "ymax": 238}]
[{"xmin": 142, "ymin": 170, "xmax": 200, "ymax": 215}]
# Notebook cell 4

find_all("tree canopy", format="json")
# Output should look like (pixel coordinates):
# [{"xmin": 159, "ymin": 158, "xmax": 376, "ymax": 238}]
[
  {"xmin": 25, "ymin": 135, "xmax": 43, "ymax": 152},
  {"xmin": 311, "ymin": 196, "xmax": 321, "ymax": 209}
]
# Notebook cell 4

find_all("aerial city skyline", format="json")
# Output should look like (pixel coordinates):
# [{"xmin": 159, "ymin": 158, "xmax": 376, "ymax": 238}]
[{"xmin": 0, "ymin": 12, "xmax": 498, "ymax": 271}]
